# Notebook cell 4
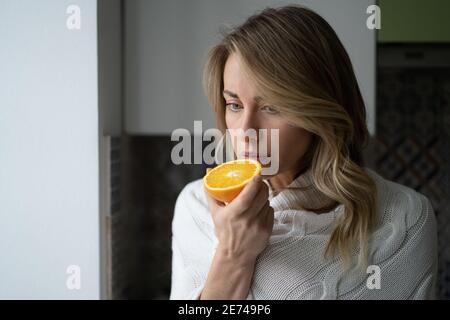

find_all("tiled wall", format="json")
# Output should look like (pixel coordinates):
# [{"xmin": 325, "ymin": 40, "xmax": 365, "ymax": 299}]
[
  {"xmin": 370, "ymin": 66, "xmax": 450, "ymax": 299},
  {"xmin": 120, "ymin": 135, "xmax": 207, "ymax": 299}
]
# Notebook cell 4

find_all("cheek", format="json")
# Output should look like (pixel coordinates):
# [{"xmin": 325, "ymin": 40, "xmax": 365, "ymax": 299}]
[
  {"xmin": 224, "ymin": 112, "xmax": 231, "ymax": 129},
  {"xmin": 225, "ymin": 110, "xmax": 240, "ymax": 129},
  {"xmin": 276, "ymin": 127, "xmax": 313, "ymax": 163}
]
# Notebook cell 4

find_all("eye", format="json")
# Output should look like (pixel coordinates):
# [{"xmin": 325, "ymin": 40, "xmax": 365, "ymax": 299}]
[
  {"xmin": 261, "ymin": 105, "xmax": 279, "ymax": 114},
  {"xmin": 225, "ymin": 103, "xmax": 243, "ymax": 112}
]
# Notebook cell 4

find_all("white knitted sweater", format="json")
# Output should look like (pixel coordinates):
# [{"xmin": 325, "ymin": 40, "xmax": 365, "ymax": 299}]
[{"xmin": 170, "ymin": 168, "xmax": 438, "ymax": 300}]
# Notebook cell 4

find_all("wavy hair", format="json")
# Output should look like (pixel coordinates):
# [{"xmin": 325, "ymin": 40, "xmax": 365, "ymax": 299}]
[{"xmin": 202, "ymin": 5, "xmax": 377, "ymax": 270}]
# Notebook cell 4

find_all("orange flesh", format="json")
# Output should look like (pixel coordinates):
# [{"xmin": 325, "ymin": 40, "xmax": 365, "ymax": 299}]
[{"xmin": 203, "ymin": 160, "xmax": 261, "ymax": 202}]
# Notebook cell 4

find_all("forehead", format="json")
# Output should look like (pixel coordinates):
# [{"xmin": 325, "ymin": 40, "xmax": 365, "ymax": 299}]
[{"xmin": 223, "ymin": 53, "xmax": 258, "ymax": 97}]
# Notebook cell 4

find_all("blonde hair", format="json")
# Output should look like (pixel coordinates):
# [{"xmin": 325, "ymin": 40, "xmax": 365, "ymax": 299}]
[{"xmin": 202, "ymin": 5, "xmax": 377, "ymax": 270}]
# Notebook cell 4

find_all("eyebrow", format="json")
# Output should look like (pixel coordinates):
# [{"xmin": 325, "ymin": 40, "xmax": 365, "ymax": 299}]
[{"xmin": 223, "ymin": 90, "xmax": 264, "ymax": 103}]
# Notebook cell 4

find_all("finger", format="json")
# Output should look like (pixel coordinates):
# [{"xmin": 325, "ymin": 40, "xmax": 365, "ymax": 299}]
[
  {"xmin": 231, "ymin": 175, "xmax": 263, "ymax": 210},
  {"xmin": 248, "ymin": 181, "xmax": 270, "ymax": 214},
  {"xmin": 240, "ymin": 180, "xmax": 269, "ymax": 219},
  {"xmin": 246, "ymin": 196, "xmax": 270, "ymax": 221},
  {"xmin": 264, "ymin": 206, "xmax": 275, "ymax": 230},
  {"xmin": 249, "ymin": 200, "xmax": 270, "ymax": 222},
  {"xmin": 257, "ymin": 201, "xmax": 270, "ymax": 218}
]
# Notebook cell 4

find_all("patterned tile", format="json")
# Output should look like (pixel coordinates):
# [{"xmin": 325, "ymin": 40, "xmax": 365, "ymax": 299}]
[
  {"xmin": 397, "ymin": 137, "xmax": 422, "ymax": 164},
  {"xmin": 371, "ymin": 63, "xmax": 450, "ymax": 299}
]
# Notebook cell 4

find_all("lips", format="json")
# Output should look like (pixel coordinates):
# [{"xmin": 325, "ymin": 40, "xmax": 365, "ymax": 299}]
[{"xmin": 240, "ymin": 152, "xmax": 269, "ymax": 163}]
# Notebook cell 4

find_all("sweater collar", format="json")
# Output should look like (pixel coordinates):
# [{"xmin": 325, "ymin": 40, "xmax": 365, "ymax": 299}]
[{"xmin": 264, "ymin": 167, "xmax": 343, "ymax": 214}]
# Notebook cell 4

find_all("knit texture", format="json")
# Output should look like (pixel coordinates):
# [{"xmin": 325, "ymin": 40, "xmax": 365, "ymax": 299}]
[{"xmin": 169, "ymin": 168, "xmax": 438, "ymax": 300}]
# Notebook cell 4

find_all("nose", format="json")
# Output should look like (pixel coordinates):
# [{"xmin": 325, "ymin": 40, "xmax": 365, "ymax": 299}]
[
  {"xmin": 238, "ymin": 108, "xmax": 260, "ymax": 151},
  {"xmin": 240, "ymin": 107, "xmax": 259, "ymax": 132}
]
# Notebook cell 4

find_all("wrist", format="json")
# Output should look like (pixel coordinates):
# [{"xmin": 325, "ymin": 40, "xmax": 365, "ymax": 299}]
[
  {"xmin": 215, "ymin": 245, "xmax": 257, "ymax": 268},
  {"xmin": 203, "ymin": 248, "xmax": 256, "ymax": 300}
]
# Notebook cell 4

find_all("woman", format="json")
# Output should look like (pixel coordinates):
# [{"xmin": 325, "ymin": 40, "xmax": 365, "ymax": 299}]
[{"xmin": 170, "ymin": 5, "xmax": 438, "ymax": 300}]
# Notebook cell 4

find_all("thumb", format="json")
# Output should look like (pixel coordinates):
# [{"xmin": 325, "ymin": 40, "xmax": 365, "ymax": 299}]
[{"xmin": 235, "ymin": 175, "xmax": 262, "ymax": 204}]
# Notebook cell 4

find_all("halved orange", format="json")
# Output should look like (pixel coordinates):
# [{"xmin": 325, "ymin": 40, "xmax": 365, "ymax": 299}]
[{"xmin": 203, "ymin": 159, "xmax": 262, "ymax": 203}]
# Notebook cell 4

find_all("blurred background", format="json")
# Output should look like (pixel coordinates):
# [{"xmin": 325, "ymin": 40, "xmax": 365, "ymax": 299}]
[{"xmin": 0, "ymin": 0, "xmax": 449, "ymax": 299}]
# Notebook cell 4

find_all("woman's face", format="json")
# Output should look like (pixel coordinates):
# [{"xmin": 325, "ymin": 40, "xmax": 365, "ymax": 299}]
[{"xmin": 223, "ymin": 53, "xmax": 314, "ymax": 177}]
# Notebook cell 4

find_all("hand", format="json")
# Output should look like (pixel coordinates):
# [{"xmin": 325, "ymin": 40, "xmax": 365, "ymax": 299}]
[{"xmin": 204, "ymin": 173, "xmax": 274, "ymax": 266}]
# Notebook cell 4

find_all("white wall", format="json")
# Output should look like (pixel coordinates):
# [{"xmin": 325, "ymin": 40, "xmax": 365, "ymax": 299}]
[
  {"xmin": 0, "ymin": 0, "xmax": 100, "ymax": 299},
  {"xmin": 125, "ymin": 0, "xmax": 376, "ymax": 135}
]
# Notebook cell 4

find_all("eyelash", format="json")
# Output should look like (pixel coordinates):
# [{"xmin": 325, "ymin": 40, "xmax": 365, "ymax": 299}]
[
  {"xmin": 225, "ymin": 103, "xmax": 242, "ymax": 112},
  {"xmin": 225, "ymin": 103, "xmax": 279, "ymax": 114}
]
